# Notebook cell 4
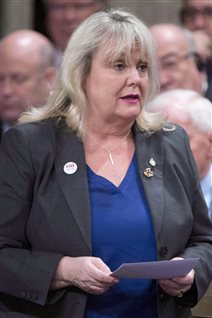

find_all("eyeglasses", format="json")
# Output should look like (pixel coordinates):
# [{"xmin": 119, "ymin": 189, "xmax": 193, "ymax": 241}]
[
  {"xmin": 158, "ymin": 52, "xmax": 195, "ymax": 72},
  {"xmin": 181, "ymin": 6, "xmax": 212, "ymax": 21}
]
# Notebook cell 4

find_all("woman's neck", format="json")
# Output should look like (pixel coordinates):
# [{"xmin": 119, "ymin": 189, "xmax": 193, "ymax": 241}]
[
  {"xmin": 84, "ymin": 120, "xmax": 134, "ymax": 140},
  {"xmin": 85, "ymin": 130, "xmax": 132, "ymax": 165}
]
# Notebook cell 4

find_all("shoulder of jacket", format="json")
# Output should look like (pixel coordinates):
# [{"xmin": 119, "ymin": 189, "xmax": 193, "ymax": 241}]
[
  {"xmin": 162, "ymin": 122, "xmax": 184, "ymax": 134},
  {"xmin": 135, "ymin": 122, "xmax": 186, "ymax": 139},
  {"xmin": 161, "ymin": 122, "xmax": 188, "ymax": 142},
  {"xmin": 15, "ymin": 119, "xmax": 56, "ymax": 136},
  {"xmin": 3, "ymin": 120, "xmax": 60, "ymax": 155}
]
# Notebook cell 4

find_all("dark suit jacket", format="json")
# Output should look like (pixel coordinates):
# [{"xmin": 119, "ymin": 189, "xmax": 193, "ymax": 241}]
[{"xmin": 0, "ymin": 119, "xmax": 212, "ymax": 318}]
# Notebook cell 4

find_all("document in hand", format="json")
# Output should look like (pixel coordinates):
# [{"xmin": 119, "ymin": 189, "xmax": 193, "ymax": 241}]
[{"xmin": 111, "ymin": 258, "xmax": 199, "ymax": 279}]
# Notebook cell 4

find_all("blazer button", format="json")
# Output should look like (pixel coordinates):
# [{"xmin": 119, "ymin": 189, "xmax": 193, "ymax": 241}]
[{"xmin": 159, "ymin": 246, "xmax": 168, "ymax": 257}]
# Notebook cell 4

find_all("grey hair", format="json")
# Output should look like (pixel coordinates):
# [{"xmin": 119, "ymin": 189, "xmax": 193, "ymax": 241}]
[
  {"xmin": 20, "ymin": 9, "xmax": 162, "ymax": 136},
  {"xmin": 146, "ymin": 89, "xmax": 212, "ymax": 133}
]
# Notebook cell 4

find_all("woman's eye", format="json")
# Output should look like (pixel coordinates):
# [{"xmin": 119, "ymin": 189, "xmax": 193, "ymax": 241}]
[
  {"xmin": 113, "ymin": 63, "xmax": 125, "ymax": 71},
  {"xmin": 138, "ymin": 63, "xmax": 148, "ymax": 73}
]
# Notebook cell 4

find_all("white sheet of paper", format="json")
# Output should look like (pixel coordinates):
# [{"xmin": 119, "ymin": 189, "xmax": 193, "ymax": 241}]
[{"xmin": 111, "ymin": 258, "xmax": 199, "ymax": 279}]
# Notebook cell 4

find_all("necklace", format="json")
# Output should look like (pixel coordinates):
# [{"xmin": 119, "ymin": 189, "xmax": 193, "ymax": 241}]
[{"xmin": 86, "ymin": 131, "xmax": 131, "ymax": 165}]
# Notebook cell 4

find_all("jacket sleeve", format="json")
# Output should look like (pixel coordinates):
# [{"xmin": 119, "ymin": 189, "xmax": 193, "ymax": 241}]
[{"xmin": 0, "ymin": 126, "xmax": 64, "ymax": 306}]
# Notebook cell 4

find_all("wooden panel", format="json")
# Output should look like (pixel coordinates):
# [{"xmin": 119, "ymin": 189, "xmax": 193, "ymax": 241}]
[{"xmin": 192, "ymin": 283, "xmax": 212, "ymax": 318}]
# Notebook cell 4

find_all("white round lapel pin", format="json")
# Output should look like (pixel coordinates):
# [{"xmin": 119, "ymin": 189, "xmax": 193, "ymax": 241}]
[{"xmin": 63, "ymin": 162, "xmax": 78, "ymax": 175}]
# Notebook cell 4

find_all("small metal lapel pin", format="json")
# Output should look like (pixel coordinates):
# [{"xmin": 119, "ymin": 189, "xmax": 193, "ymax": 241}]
[
  {"xmin": 149, "ymin": 158, "xmax": 156, "ymax": 167},
  {"xmin": 144, "ymin": 167, "xmax": 154, "ymax": 178}
]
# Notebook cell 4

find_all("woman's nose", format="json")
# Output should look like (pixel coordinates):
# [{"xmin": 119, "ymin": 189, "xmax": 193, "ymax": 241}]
[{"xmin": 126, "ymin": 68, "xmax": 140, "ymax": 86}]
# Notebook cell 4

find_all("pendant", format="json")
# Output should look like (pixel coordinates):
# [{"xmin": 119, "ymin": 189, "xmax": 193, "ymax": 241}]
[{"xmin": 109, "ymin": 152, "xmax": 114, "ymax": 165}]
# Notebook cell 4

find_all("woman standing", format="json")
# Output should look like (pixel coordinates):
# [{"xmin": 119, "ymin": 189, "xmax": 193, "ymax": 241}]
[{"xmin": 0, "ymin": 9, "xmax": 212, "ymax": 318}]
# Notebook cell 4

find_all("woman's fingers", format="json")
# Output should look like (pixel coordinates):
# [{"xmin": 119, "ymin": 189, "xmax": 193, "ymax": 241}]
[
  {"xmin": 159, "ymin": 268, "xmax": 195, "ymax": 297},
  {"xmin": 66, "ymin": 256, "xmax": 119, "ymax": 294}
]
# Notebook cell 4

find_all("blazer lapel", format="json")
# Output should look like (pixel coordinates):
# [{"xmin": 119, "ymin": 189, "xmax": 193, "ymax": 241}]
[
  {"xmin": 134, "ymin": 128, "xmax": 164, "ymax": 241},
  {"xmin": 54, "ymin": 127, "xmax": 92, "ymax": 252}
]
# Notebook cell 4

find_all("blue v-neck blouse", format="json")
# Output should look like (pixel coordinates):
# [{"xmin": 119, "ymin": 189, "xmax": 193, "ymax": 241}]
[{"xmin": 85, "ymin": 154, "xmax": 158, "ymax": 318}]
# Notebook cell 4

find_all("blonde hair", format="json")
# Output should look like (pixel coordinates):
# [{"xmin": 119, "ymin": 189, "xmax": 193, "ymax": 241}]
[{"xmin": 20, "ymin": 9, "xmax": 163, "ymax": 137}]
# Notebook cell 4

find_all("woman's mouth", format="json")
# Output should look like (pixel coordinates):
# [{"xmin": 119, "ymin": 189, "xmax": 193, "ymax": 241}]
[{"xmin": 120, "ymin": 94, "xmax": 140, "ymax": 104}]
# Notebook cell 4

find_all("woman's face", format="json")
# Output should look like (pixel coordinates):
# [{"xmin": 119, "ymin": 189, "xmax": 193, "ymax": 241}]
[{"xmin": 84, "ymin": 43, "xmax": 149, "ymax": 126}]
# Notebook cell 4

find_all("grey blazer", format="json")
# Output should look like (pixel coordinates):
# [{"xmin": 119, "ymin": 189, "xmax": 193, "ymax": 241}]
[{"xmin": 0, "ymin": 119, "xmax": 212, "ymax": 318}]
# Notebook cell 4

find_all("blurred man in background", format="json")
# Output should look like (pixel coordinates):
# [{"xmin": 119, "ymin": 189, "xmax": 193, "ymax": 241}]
[
  {"xmin": 180, "ymin": 0, "xmax": 212, "ymax": 35},
  {"xmin": 43, "ymin": 0, "xmax": 108, "ymax": 66},
  {"xmin": 180, "ymin": 0, "xmax": 212, "ymax": 101},
  {"xmin": 0, "ymin": 30, "xmax": 57, "ymax": 138},
  {"xmin": 150, "ymin": 24, "xmax": 208, "ymax": 98}
]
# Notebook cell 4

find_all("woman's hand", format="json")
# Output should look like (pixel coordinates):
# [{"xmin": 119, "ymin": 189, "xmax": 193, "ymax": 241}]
[
  {"xmin": 51, "ymin": 256, "xmax": 119, "ymax": 294},
  {"xmin": 159, "ymin": 257, "xmax": 195, "ymax": 297}
]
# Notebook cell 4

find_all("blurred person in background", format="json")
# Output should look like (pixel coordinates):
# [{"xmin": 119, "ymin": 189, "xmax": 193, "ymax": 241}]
[
  {"xmin": 43, "ymin": 0, "xmax": 108, "ymax": 66},
  {"xmin": 180, "ymin": 0, "xmax": 212, "ymax": 103},
  {"xmin": 147, "ymin": 89, "xmax": 212, "ymax": 219},
  {"xmin": 0, "ymin": 30, "xmax": 57, "ymax": 137},
  {"xmin": 180, "ymin": 0, "xmax": 212, "ymax": 35},
  {"xmin": 150, "ymin": 24, "xmax": 210, "ymax": 100}
]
